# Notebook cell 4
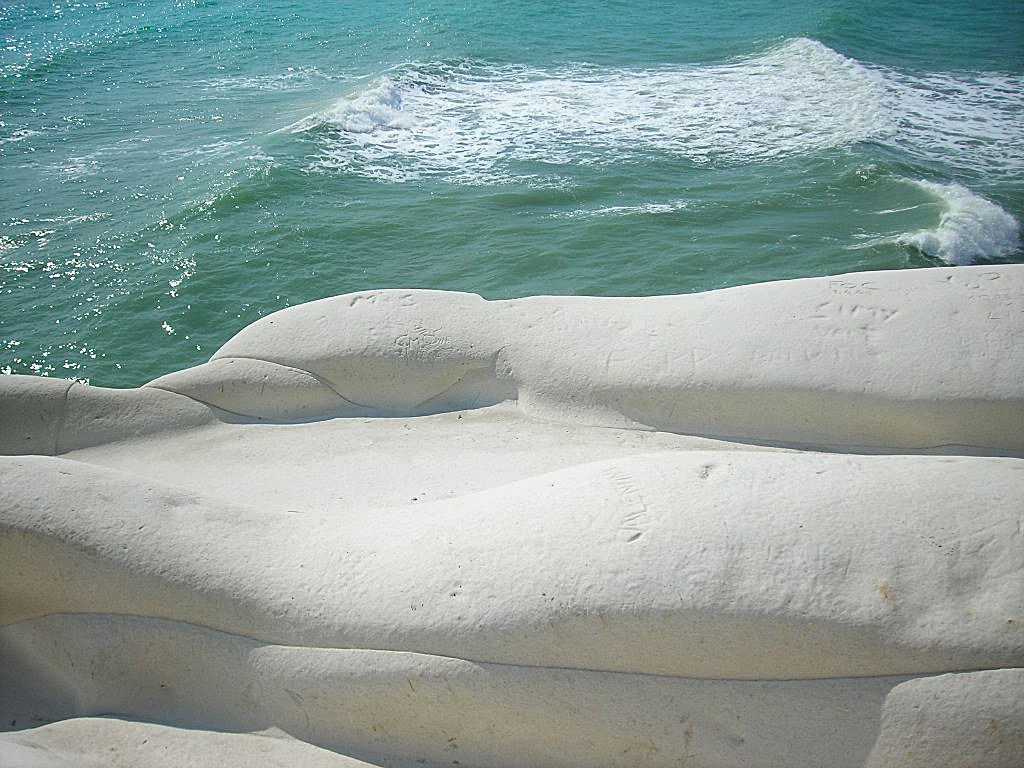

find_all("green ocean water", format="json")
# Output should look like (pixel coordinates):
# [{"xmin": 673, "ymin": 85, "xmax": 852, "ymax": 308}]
[{"xmin": 2, "ymin": 0, "xmax": 1022, "ymax": 387}]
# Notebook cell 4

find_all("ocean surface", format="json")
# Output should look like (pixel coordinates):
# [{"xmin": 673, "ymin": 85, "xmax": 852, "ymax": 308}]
[{"xmin": 2, "ymin": 0, "xmax": 1022, "ymax": 387}]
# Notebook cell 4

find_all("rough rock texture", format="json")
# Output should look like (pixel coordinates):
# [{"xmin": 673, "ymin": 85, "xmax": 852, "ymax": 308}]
[
  {"xmin": 1, "ymin": 265, "xmax": 1022, "ymax": 767},
  {"xmin": 863, "ymin": 669, "xmax": 1024, "ymax": 768},
  {"xmin": 0, "ymin": 719, "xmax": 387, "ymax": 768}
]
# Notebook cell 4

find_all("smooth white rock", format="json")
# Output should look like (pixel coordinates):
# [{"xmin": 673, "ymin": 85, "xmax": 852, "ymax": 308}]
[
  {"xmin": 144, "ymin": 266, "xmax": 1024, "ymax": 451},
  {"xmin": 1, "ymin": 264, "xmax": 1022, "ymax": 767},
  {"xmin": 1, "ymin": 451, "xmax": 1022, "ymax": 681},
  {"xmin": 1, "ymin": 614, "xmax": 911, "ymax": 768}
]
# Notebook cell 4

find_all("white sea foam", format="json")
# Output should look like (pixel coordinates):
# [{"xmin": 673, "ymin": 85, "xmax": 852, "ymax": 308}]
[
  {"xmin": 550, "ymin": 200, "xmax": 690, "ymax": 219},
  {"xmin": 196, "ymin": 67, "xmax": 338, "ymax": 92},
  {"xmin": 286, "ymin": 35, "xmax": 1024, "ymax": 280},
  {"xmin": 0, "ymin": 127, "xmax": 40, "ymax": 146},
  {"xmin": 312, "ymin": 77, "xmax": 412, "ymax": 134},
  {"xmin": 294, "ymin": 38, "xmax": 893, "ymax": 183},
  {"xmin": 895, "ymin": 181, "xmax": 1021, "ymax": 265},
  {"xmin": 883, "ymin": 70, "xmax": 1024, "ymax": 180}
]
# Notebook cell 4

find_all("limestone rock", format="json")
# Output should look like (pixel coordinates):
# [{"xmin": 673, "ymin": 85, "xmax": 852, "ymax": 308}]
[{"xmin": 1, "ymin": 265, "xmax": 1022, "ymax": 767}]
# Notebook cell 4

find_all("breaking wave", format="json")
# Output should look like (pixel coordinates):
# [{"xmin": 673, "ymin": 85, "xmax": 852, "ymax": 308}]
[
  {"xmin": 289, "ymin": 38, "xmax": 894, "ymax": 184},
  {"xmin": 895, "ymin": 181, "xmax": 1021, "ymax": 266}
]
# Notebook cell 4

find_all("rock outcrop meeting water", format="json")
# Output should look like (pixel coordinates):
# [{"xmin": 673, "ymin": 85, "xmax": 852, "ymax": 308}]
[
  {"xmin": 2, "ymin": 265, "xmax": 1022, "ymax": 768},
  {"xmin": 4, "ymin": 2, "xmax": 1023, "ymax": 764}
]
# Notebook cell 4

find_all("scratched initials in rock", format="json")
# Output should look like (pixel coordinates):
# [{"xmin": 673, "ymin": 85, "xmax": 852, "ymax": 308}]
[
  {"xmin": 810, "ymin": 301, "xmax": 899, "ymax": 323},
  {"xmin": 395, "ymin": 324, "xmax": 452, "ymax": 359},
  {"xmin": 829, "ymin": 280, "xmax": 879, "ymax": 296},
  {"xmin": 348, "ymin": 293, "xmax": 379, "ymax": 307},
  {"xmin": 604, "ymin": 467, "xmax": 649, "ymax": 543}
]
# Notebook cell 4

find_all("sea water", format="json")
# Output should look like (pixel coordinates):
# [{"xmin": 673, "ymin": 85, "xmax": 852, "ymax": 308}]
[{"xmin": 2, "ymin": 0, "xmax": 1022, "ymax": 386}]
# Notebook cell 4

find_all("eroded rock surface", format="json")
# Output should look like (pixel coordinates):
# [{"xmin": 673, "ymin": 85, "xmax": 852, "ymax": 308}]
[{"xmin": 2, "ymin": 265, "xmax": 1022, "ymax": 767}]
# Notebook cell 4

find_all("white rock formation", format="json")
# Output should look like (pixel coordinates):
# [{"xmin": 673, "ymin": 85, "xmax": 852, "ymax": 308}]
[{"xmin": 1, "ymin": 264, "xmax": 1022, "ymax": 768}]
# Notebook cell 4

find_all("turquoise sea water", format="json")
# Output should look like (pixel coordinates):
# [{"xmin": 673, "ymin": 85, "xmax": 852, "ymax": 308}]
[{"xmin": 2, "ymin": 0, "xmax": 1022, "ymax": 387}]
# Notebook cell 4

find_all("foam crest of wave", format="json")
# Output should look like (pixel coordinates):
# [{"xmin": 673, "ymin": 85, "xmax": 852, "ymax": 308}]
[
  {"xmin": 290, "ymin": 76, "xmax": 411, "ymax": 136},
  {"xmin": 195, "ymin": 67, "xmax": 338, "ymax": 93},
  {"xmin": 885, "ymin": 70, "xmax": 1024, "ymax": 179},
  {"xmin": 898, "ymin": 181, "xmax": 1021, "ymax": 265},
  {"xmin": 550, "ymin": 201, "xmax": 690, "ymax": 219},
  {"xmin": 297, "ymin": 38, "xmax": 891, "ymax": 183}
]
